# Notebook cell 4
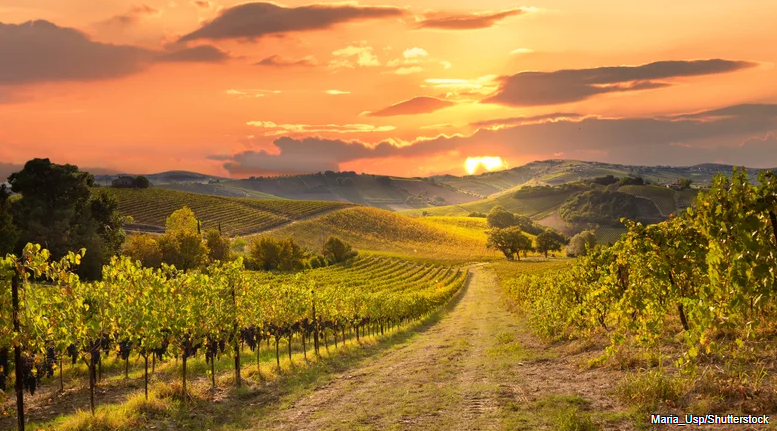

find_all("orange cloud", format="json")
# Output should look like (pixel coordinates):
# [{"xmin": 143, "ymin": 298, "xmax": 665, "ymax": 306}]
[
  {"xmin": 179, "ymin": 2, "xmax": 407, "ymax": 42},
  {"xmin": 416, "ymin": 8, "xmax": 525, "ymax": 30},
  {"xmin": 365, "ymin": 96, "xmax": 456, "ymax": 117},
  {"xmin": 246, "ymin": 121, "xmax": 396, "ymax": 135}
]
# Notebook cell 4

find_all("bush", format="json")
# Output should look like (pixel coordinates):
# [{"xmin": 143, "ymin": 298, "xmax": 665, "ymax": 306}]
[
  {"xmin": 467, "ymin": 212, "xmax": 486, "ymax": 218},
  {"xmin": 204, "ymin": 229, "xmax": 231, "ymax": 262},
  {"xmin": 322, "ymin": 236, "xmax": 357, "ymax": 264},
  {"xmin": 247, "ymin": 236, "xmax": 305, "ymax": 271},
  {"xmin": 123, "ymin": 234, "xmax": 163, "ymax": 268}
]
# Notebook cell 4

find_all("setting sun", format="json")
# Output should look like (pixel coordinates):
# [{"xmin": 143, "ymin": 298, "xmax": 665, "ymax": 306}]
[{"xmin": 465, "ymin": 156, "xmax": 508, "ymax": 175}]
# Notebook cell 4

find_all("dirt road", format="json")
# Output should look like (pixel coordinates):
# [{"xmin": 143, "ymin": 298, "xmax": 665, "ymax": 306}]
[{"xmin": 254, "ymin": 265, "xmax": 633, "ymax": 431}]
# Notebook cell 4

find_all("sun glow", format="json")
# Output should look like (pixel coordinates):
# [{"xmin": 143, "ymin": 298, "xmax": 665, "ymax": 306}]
[{"xmin": 465, "ymin": 156, "xmax": 508, "ymax": 175}]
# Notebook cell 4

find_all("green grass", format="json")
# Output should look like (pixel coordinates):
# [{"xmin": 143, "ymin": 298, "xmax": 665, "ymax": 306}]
[{"xmin": 105, "ymin": 188, "xmax": 350, "ymax": 236}]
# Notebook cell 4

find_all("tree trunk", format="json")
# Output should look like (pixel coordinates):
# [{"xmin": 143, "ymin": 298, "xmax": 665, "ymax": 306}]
[
  {"xmin": 301, "ymin": 331, "xmax": 307, "ymax": 361},
  {"xmin": 678, "ymin": 303, "xmax": 690, "ymax": 331},
  {"xmin": 12, "ymin": 275, "xmax": 25, "ymax": 431},
  {"xmin": 275, "ymin": 337, "xmax": 280, "ymax": 371},
  {"xmin": 125, "ymin": 357, "xmax": 129, "ymax": 379},
  {"xmin": 59, "ymin": 358, "xmax": 64, "ymax": 392},
  {"xmin": 234, "ymin": 339, "xmax": 241, "ymax": 387},
  {"xmin": 144, "ymin": 355, "xmax": 149, "ymax": 400},
  {"xmin": 287, "ymin": 335, "xmax": 292, "ymax": 363},
  {"xmin": 256, "ymin": 342, "xmax": 262, "ymax": 380},
  {"xmin": 89, "ymin": 360, "xmax": 95, "ymax": 415},
  {"xmin": 210, "ymin": 356, "xmax": 216, "ymax": 388},
  {"xmin": 182, "ymin": 355, "xmax": 188, "ymax": 399}
]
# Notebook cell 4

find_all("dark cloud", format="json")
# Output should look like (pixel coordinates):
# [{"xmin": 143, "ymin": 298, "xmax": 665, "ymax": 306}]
[
  {"xmin": 417, "ymin": 9, "xmax": 524, "ymax": 30},
  {"xmin": 179, "ymin": 2, "xmax": 406, "ymax": 42},
  {"xmin": 366, "ymin": 96, "xmax": 456, "ymax": 117},
  {"xmin": 255, "ymin": 54, "xmax": 317, "ymax": 67},
  {"xmin": 483, "ymin": 59, "xmax": 758, "ymax": 106},
  {"xmin": 212, "ymin": 104, "xmax": 777, "ymax": 175},
  {"xmin": 0, "ymin": 20, "xmax": 233, "ymax": 85},
  {"xmin": 99, "ymin": 4, "xmax": 160, "ymax": 28},
  {"xmin": 0, "ymin": 20, "xmax": 154, "ymax": 85},
  {"xmin": 157, "ymin": 45, "xmax": 231, "ymax": 63}
]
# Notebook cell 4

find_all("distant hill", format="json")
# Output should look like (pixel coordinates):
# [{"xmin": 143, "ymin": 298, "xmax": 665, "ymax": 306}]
[{"xmin": 91, "ymin": 160, "xmax": 774, "ymax": 210}]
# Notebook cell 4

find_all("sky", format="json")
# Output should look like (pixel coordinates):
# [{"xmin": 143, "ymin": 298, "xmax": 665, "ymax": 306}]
[{"xmin": 1, "ymin": 0, "xmax": 777, "ymax": 177}]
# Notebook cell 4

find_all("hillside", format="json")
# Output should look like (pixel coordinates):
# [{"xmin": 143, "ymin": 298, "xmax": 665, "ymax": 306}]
[
  {"xmin": 106, "ymin": 188, "xmax": 351, "ymax": 236},
  {"xmin": 90, "ymin": 160, "xmax": 771, "ymax": 214},
  {"xmin": 266, "ymin": 207, "xmax": 503, "ymax": 263}
]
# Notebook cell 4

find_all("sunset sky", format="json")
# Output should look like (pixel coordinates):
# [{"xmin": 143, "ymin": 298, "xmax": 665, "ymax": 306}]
[{"xmin": 1, "ymin": 0, "xmax": 777, "ymax": 177}]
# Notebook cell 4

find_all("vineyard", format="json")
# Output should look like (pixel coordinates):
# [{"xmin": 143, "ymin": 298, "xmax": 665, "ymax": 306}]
[
  {"xmin": 268, "ymin": 207, "xmax": 499, "ymax": 263},
  {"xmin": 505, "ymin": 169, "xmax": 777, "ymax": 414},
  {"xmin": 0, "ymin": 250, "xmax": 467, "ymax": 429},
  {"xmin": 107, "ymin": 188, "xmax": 350, "ymax": 236}
]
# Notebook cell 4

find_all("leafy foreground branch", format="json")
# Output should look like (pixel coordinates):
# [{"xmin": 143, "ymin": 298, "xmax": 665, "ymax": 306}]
[{"xmin": 504, "ymin": 168, "xmax": 777, "ymax": 416}]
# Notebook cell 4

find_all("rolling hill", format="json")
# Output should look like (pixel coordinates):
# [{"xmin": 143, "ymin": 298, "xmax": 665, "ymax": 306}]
[
  {"xmin": 105, "ymin": 188, "xmax": 351, "ymax": 236},
  {"xmin": 265, "ymin": 206, "xmax": 504, "ymax": 263},
  {"xmin": 89, "ymin": 160, "xmax": 772, "ymax": 213}
]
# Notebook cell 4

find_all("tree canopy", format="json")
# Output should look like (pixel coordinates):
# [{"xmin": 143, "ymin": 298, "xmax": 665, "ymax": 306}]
[
  {"xmin": 486, "ymin": 205, "xmax": 515, "ymax": 229},
  {"xmin": 7, "ymin": 158, "xmax": 126, "ymax": 279},
  {"xmin": 486, "ymin": 227, "xmax": 533, "ymax": 260},
  {"xmin": 322, "ymin": 236, "xmax": 357, "ymax": 264},
  {"xmin": 535, "ymin": 231, "xmax": 564, "ymax": 258}
]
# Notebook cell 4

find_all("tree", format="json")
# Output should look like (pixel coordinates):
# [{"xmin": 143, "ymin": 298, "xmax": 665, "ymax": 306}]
[
  {"xmin": 535, "ymin": 231, "xmax": 563, "ymax": 258},
  {"xmin": 159, "ymin": 230, "xmax": 209, "ymax": 271},
  {"xmin": 8, "ymin": 158, "xmax": 126, "ymax": 279},
  {"xmin": 165, "ymin": 206, "xmax": 199, "ymax": 234},
  {"xmin": 486, "ymin": 205, "xmax": 515, "ymax": 229},
  {"xmin": 678, "ymin": 178, "xmax": 693, "ymax": 190},
  {"xmin": 486, "ymin": 227, "xmax": 533, "ymax": 260},
  {"xmin": 566, "ymin": 230, "xmax": 597, "ymax": 257},
  {"xmin": 205, "ymin": 229, "xmax": 231, "ymax": 262},
  {"xmin": 134, "ymin": 176, "xmax": 151, "ymax": 188},
  {"xmin": 123, "ymin": 234, "xmax": 163, "ymax": 267},
  {"xmin": 322, "ymin": 236, "xmax": 357, "ymax": 264},
  {"xmin": 248, "ymin": 236, "xmax": 305, "ymax": 271},
  {"xmin": 158, "ymin": 207, "xmax": 209, "ymax": 271},
  {"xmin": 0, "ymin": 185, "xmax": 19, "ymax": 255}
]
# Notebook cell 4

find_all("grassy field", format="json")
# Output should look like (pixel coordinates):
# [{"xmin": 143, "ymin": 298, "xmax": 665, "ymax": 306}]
[{"xmin": 106, "ymin": 188, "xmax": 351, "ymax": 236}]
